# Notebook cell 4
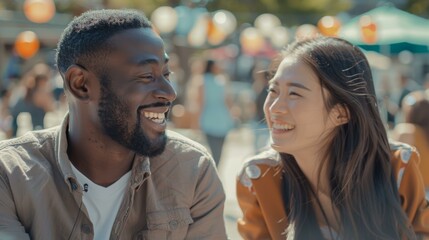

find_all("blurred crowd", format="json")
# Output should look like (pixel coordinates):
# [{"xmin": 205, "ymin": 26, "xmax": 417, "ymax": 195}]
[{"xmin": 0, "ymin": 61, "xmax": 67, "ymax": 140}]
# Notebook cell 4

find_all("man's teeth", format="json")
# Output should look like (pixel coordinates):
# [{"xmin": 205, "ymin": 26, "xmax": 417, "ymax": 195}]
[
  {"xmin": 272, "ymin": 123, "xmax": 294, "ymax": 130},
  {"xmin": 144, "ymin": 112, "xmax": 165, "ymax": 123}
]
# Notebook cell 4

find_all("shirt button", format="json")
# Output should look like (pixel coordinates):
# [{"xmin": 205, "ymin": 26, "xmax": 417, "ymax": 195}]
[
  {"xmin": 81, "ymin": 224, "xmax": 92, "ymax": 234},
  {"xmin": 169, "ymin": 220, "xmax": 178, "ymax": 230}
]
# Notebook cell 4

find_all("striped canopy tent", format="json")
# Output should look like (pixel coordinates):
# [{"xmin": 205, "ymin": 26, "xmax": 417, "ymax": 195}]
[{"xmin": 339, "ymin": 5, "xmax": 429, "ymax": 54}]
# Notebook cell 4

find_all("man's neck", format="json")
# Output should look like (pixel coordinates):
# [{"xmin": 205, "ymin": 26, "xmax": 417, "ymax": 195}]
[{"xmin": 66, "ymin": 125, "xmax": 135, "ymax": 187}]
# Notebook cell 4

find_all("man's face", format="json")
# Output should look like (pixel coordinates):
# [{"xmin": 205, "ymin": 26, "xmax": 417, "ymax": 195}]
[{"xmin": 96, "ymin": 28, "xmax": 176, "ymax": 157}]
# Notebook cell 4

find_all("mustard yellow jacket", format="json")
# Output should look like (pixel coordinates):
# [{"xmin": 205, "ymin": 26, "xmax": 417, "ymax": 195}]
[{"xmin": 237, "ymin": 142, "xmax": 429, "ymax": 239}]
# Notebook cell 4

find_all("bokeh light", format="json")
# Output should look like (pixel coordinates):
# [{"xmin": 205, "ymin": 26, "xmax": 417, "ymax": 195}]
[
  {"xmin": 151, "ymin": 6, "xmax": 178, "ymax": 34},
  {"xmin": 240, "ymin": 27, "xmax": 264, "ymax": 55},
  {"xmin": 295, "ymin": 24, "xmax": 319, "ymax": 40},
  {"xmin": 212, "ymin": 10, "xmax": 237, "ymax": 35},
  {"xmin": 254, "ymin": 13, "xmax": 281, "ymax": 37},
  {"xmin": 270, "ymin": 26, "xmax": 290, "ymax": 48},
  {"xmin": 23, "ymin": 0, "xmax": 55, "ymax": 23},
  {"xmin": 317, "ymin": 16, "xmax": 341, "ymax": 37},
  {"xmin": 15, "ymin": 31, "xmax": 40, "ymax": 59}
]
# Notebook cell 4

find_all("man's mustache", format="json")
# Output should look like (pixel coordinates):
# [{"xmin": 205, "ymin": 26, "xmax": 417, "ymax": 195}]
[{"xmin": 138, "ymin": 102, "xmax": 172, "ymax": 111}]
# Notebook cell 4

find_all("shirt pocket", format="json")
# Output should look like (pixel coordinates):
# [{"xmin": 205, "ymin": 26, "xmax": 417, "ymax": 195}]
[{"xmin": 136, "ymin": 208, "xmax": 194, "ymax": 240}]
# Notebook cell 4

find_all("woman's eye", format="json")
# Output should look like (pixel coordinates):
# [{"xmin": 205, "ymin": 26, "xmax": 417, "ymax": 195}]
[
  {"xmin": 289, "ymin": 91, "xmax": 301, "ymax": 97},
  {"xmin": 267, "ymin": 87, "xmax": 277, "ymax": 94}
]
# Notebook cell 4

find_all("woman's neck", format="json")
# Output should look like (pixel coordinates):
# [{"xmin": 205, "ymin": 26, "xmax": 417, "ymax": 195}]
[{"xmin": 293, "ymin": 151, "xmax": 331, "ymax": 196}]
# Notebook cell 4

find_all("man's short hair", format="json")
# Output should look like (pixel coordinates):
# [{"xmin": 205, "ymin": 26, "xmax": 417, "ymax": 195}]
[{"xmin": 56, "ymin": 9, "xmax": 152, "ymax": 75}]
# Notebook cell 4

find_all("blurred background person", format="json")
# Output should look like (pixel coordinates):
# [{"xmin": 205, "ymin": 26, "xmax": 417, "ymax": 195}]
[
  {"xmin": 379, "ymin": 74, "xmax": 399, "ymax": 130},
  {"xmin": 392, "ymin": 90, "xmax": 429, "ymax": 190},
  {"xmin": 424, "ymin": 73, "xmax": 429, "ymax": 91},
  {"xmin": 197, "ymin": 58, "xmax": 235, "ymax": 166},
  {"xmin": 0, "ymin": 88, "xmax": 13, "ymax": 139},
  {"xmin": 10, "ymin": 63, "xmax": 55, "ymax": 137},
  {"xmin": 250, "ymin": 60, "xmax": 271, "ymax": 153},
  {"xmin": 398, "ymin": 74, "xmax": 413, "ymax": 110}
]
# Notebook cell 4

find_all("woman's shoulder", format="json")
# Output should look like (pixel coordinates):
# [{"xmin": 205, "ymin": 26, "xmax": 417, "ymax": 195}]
[
  {"xmin": 389, "ymin": 140, "xmax": 418, "ymax": 164},
  {"xmin": 240, "ymin": 149, "xmax": 281, "ymax": 172},
  {"xmin": 389, "ymin": 140, "xmax": 420, "ymax": 188},
  {"xmin": 237, "ymin": 149, "xmax": 281, "ymax": 188}
]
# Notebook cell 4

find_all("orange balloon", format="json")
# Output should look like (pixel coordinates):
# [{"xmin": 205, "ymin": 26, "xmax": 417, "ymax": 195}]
[
  {"xmin": 317, "ymin": 16, "xmax": 341, "ymax": 37},
  {"xmin": 15, "ymin": 31, "xmax": 40, "ymax": 59},
  {"xmin": 24, "ymin": 0, "xmax": 55, "ymax": 23},
  {"xmin": 359, "ymin": 15, "xmax": 377, "ymax": 44}
]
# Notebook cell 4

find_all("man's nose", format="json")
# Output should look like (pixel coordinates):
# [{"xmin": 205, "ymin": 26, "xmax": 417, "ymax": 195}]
[{"xmin": 154, "ymin": 78, "xmax": 177, "ymax": 102}]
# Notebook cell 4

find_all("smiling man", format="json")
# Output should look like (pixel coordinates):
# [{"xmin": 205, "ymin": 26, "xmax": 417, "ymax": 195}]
[{"xmin": 0, "ymin": 9, "xmax": 227, "ymax": 240}]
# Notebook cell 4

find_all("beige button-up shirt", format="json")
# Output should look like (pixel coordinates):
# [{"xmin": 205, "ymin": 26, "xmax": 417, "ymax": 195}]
[{"xmin": 0, "ymin": 115, "xmax": 227, "ymax": 240}]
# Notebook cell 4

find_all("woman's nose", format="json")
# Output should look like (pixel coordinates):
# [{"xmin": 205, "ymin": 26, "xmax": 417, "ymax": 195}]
[{"xmin": 268, "ymin": 97, "xmax": 288, "ymax": 114}]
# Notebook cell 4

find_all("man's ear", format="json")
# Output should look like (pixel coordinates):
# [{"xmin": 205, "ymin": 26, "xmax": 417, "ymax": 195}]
[
  {"xmin": 331, "ymin": 103, "xmax": 350, "ymax": 126},
  {"xmin": 64, "ymin": 65, "xmax": 90, "ymax": 101}
]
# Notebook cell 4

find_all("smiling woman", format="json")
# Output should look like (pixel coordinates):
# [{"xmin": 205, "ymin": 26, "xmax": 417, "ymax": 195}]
[{"xmin": 236, "ymin": 36, "xmax": 429, "ymax": 240}]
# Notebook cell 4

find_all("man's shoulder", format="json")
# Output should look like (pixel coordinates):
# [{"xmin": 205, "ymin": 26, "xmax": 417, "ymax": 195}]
[
  {"xmin": 165, "ymin": 130, "xmax": 211, "ymax": 158},
  {"xmin": 0, "ymin": 127, "xmax": 59, "ymax": 170},
  {"xmin": 0, "ymin": 127, "xmax": 58, "ymax": 150},
  {"xmin": 150, "ymin": 130, "xmax": 217, "ymax": 181}
]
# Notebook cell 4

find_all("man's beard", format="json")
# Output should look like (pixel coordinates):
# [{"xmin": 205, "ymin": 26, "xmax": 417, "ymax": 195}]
[{"xmin": 97, "ymin": 81, "xmax": 167, "ymax": 157}]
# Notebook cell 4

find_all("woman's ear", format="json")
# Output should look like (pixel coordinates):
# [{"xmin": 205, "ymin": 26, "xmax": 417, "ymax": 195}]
[
  {"xmin": 64, "ymin": 65, "xmax": 90, "ymax": 101},
  {"xmin": 332, "ymin": 103, "xmax": 350, "ymax": 126}
]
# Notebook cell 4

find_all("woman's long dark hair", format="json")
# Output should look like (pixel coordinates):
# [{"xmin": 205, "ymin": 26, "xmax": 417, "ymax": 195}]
[{"xmin": 273, "ymin": 37, "xmax": 416, "ymax": 239}]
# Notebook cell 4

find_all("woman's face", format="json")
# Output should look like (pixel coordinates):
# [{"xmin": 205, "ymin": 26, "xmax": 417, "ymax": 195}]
[{"xmin": 264, "ymin": 57, "xmax": 339, "ymax": 156}]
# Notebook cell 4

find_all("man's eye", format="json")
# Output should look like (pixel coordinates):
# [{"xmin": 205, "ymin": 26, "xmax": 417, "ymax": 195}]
[{"xmin": 138, "ymin": 75, "xmax": 154, "ymax": 82}]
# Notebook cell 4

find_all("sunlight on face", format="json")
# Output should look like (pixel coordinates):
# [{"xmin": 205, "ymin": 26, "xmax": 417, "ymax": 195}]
[{"xmin": 264, "ymin": 57, "xmax": 338, "ymax": 157}]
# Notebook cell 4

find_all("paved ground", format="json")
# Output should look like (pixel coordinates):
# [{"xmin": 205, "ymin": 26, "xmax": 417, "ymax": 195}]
[
  {"xmin": 218, "ymin": 127, "xmax": 255, "ymax": 240},
  {"xmin": 174, "ymin": 126, "xmax": 255, "ymax": 240}
]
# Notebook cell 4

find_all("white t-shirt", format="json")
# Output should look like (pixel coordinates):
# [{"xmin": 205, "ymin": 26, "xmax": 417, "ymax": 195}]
[{"xmin": 71, "ymin": 164, "xmax": 131, "ymax": 240}]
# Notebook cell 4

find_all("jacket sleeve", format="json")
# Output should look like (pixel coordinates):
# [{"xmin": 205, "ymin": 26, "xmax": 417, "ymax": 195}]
[
  {"xmin": 186, "ymin": 156, "xmax": 227, "ymax": 240},
  {"xmin": 397, "ymin": 149, "xmax": 429, "ymax": 236},
  {"xmin": 236, "ymin": 174, "xmax": 271, "ymax": 240},
  {"xmin": 0, "ymin": 173, "xmax": 31, "ymax": 240}
]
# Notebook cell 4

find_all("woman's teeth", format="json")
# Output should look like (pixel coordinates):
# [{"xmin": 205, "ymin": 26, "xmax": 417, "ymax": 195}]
[
  {"xmin": 144, "ymin": 111, "xmax": 165, "ymax": 124},
  {"xmin": 272, "ymin": 123, "xmax": 295, "ymax": 130}
]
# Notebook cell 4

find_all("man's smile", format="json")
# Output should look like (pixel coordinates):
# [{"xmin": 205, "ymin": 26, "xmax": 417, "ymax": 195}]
[{"xmin": 143, "ymin": 111, "xmax": 166, "ymax": 124}]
